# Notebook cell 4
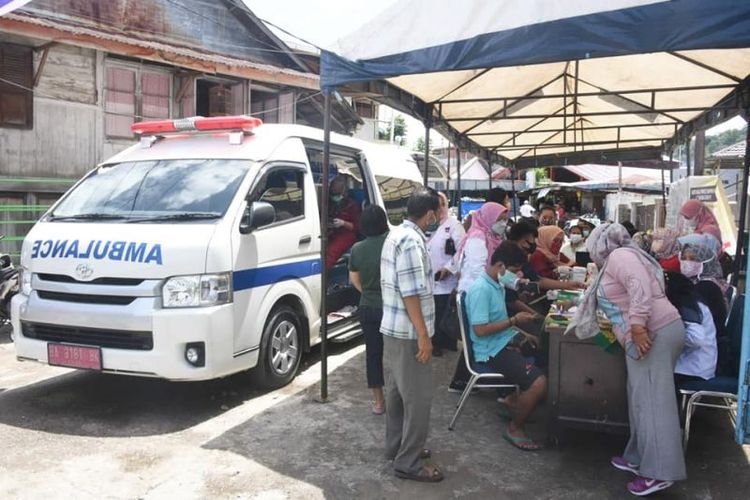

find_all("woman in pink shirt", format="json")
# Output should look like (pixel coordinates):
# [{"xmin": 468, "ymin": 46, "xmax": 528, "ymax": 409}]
[{"xmin": 570, "ymin": 223, "xmax": 686, "ymax": 497}]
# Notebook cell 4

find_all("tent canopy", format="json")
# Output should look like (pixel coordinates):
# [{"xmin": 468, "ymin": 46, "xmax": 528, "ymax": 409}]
[{"xmin": 321, "ymin": 0, "xmax": 750, "ymax": 168}]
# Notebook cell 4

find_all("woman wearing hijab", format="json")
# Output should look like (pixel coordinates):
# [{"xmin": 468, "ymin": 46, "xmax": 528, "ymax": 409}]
[
  {"xmin": 568, "ymin": 223, "xmax": 686, "ymax": 496},
  {"xmin": 529, "ymin": 225, "xmax": 569, "ymax": 278},
  {"xmin": 650, "ymin": 228, "xmax": 681, "ymax": 273},
  {"xmin": 452, "ymin": 202, "xmax": 508, "ymax": 293},
  {"xmin": 679, "ymin": 200, "xmax": 721, "ymax": 242},
  {"xmin": 631, "ymin": 231, "xmax": 653, "ymax": 255},
  {"xmin": 677, "ymin": 233, "xmax": 728, "ymax": 341}
]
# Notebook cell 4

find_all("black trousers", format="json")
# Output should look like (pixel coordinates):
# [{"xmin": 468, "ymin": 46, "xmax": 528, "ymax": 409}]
[
  {"xmin": 432, "ymin": 293, "xmax": 457, "ymax": 351},
  {"xmin": 360, "ymin": 306, "xmax": 384, "ymax": 388}
]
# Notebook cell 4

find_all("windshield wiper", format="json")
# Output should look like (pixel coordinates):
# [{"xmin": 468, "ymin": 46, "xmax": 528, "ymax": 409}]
[
  {"xmin": 49, "ymin": 213, "xmax": 128, "ymax": 221},
  {"xmin": 125, "ymin": 212, "xmax": 222, "ymax": 223}
]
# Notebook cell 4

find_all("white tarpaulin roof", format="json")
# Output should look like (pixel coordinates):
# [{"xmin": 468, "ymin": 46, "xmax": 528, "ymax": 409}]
[{"xmin": 321, "ymin": 0, "xmax": 750, "ymax": 167}]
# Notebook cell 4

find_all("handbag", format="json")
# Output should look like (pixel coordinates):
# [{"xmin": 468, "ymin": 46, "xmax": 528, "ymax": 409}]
[{"xmin": 438, "ymin": 291, "xmax": 460, "ymax": 340}]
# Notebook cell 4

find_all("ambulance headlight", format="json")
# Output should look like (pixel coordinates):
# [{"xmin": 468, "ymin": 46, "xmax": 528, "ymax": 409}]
[
  {"xmin": 162, "ymin": 273, "xmax": 232, "ymax": 308},
  {"xmin": 20, "ymin": 267, "xmax": 32, "ymax": 296}
]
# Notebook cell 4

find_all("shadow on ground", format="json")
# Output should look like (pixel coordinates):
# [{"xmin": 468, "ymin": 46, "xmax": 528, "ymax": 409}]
[
  {"xmin": 204, "ymin": 349, "xmax": 750, "ymax": 500},
  {"xmin": 0, "ymin": 335, "xmax": 363, "ymax": 438}
]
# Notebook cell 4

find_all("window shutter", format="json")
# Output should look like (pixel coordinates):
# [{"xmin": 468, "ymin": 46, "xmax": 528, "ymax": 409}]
[
  {"xmin": 0, "ymin": 43, "xmax": 33, "ymax": 128},
  {"xmin": 105, "ymin": 66, "xmax": 136, "ymax": 138},
  {"xmin": 141, "ymin": 71, "xmax": 170, "ymax": 119}
]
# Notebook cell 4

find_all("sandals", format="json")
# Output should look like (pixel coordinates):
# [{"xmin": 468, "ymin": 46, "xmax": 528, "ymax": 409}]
[
  {"xmin": 503, "ymin": 430, "xmax": 543, "ymax": 451},
  {"xmin": 395, "ymin": 463, "xmax": 444, "ymax": 483}
]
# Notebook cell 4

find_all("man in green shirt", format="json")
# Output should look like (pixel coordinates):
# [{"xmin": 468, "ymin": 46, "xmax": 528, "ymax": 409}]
[{"xmin": 349, "ymin": 204, "xmax": 390, "ymax": 414}]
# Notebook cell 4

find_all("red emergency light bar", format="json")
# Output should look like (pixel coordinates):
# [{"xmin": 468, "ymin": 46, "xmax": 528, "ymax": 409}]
[{"xmin": 131, "ymin": 116, "xmax": 263, "ymax": 135}]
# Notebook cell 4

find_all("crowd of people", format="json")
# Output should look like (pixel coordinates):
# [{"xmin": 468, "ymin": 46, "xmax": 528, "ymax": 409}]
[{"xmin": 346, "ymin": 186, "xmax": 732, "ymax": 496}]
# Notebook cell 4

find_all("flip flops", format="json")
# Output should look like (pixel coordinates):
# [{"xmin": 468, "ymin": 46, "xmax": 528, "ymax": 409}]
[{"xmin": 503, "ymin": 430, "xmax": 543, "ymax": 451}]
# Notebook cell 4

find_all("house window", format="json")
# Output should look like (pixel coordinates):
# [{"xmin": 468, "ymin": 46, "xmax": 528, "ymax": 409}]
[
  {"xmin": 0, "ymin": 43, "xmax": 33, "ymax": 129},
  {"xmin": 251, "ymin": 89, "xmax": 279, "ymax": 123},
  {"xmin": 105, "ymin": 64, "xmax": 171, "ymax": 138},
  {"xmin": 195, "ymin": 79, "xmax": 245, "ymax": 117},
  {"xmin": 355, "ymin": 101, "xmax": 375, "ymax": 119}
]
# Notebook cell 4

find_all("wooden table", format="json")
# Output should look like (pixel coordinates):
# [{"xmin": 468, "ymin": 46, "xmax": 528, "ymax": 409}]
[{"xmin": 546, "ymin": 324, "xmax": 630, "ymax": 445}]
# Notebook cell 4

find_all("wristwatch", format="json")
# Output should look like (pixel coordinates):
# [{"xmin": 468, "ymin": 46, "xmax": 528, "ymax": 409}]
[{"xmin": 510, "ymin": 316, "xmax": 517, "ymax": 327}]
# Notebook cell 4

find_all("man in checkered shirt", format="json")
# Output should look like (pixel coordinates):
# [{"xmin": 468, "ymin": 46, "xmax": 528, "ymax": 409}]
[{"xmin": 380, "ymin": 188, "xmax": 443, "ymax": 482}]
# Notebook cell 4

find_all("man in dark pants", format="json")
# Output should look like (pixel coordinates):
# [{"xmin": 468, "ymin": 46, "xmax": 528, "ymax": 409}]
[{"xmin": 380, "ymin": 188, "xmax": 443, "ymax": 482}]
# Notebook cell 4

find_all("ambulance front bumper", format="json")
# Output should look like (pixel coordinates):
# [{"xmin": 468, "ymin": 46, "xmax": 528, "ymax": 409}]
[{"xmin": 11, "ymin": 292, "xmax": 248, "ymax": 381}]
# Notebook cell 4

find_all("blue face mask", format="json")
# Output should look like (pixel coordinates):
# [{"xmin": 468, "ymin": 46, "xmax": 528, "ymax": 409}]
[
  {"xmin": 426, "ymin": 221, "xmax": 439, "ymax": 233},
  {"xmin": 331, "ymin": 194, "xmax": 344, "ymax": 203}
]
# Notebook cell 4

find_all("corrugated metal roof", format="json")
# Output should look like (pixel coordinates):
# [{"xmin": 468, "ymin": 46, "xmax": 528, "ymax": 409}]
[
  {"xmin": 5, "ymin": 12, "xmax": 319, "ymax": 84},
  {"xmin": 710, "ymin": 141, "xmax": 746, "ymax": 159},
  {"xmin": 561, "ymin": 163, "xmax": 664, "ymax": 183}
]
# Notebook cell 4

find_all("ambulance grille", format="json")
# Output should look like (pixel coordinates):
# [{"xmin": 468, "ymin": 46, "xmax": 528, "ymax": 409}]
[
  {"xmin": 22, "ymin": 322, "xmax": 153, "ymax": 350},
  {"xmin": 37, "ymin": 274, "xmax": 145, "ymax": 286},
  {"xmin": 37, "ymin": 290, "xmax": 136, "ymax": 306}
]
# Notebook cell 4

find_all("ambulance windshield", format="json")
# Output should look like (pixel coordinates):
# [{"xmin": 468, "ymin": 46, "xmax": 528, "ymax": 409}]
[{"xmin": 48, "ymin": 159, "xmax": 251, "ymax": 222}]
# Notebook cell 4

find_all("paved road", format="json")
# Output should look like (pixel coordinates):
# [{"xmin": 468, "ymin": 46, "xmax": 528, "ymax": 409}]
[
  {"xmin": 1, "ymin": 323, "xmax": 749, "ymax": 500},
  {"xmin": 0, "ymin": 324, "xmax": 367, "ymax": 499}
]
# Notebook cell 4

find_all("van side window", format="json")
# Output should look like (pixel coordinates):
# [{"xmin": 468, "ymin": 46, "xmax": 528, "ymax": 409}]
[
  {"xmin": 249, "ymin": 168, "xmax": 304, "ymax": 224},
  {"xmin": 376, "ymin": 176, "xmax": 422, "ymax": 225}
]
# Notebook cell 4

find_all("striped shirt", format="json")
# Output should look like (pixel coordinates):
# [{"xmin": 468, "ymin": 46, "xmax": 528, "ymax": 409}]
[{"xmin": 380, "ymin": 220, "xmax": 435, "ymax": 339}]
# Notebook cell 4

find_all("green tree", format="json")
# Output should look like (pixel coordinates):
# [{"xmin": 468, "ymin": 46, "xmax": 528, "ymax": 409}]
[
  {"xmin": 379, "ymin": 115, "xmax": 408, "ymax": 146},
  {"xmin": 705, "ymin": 127, "xmax": 746, "ymax": 156},
  {"xmin": 414, "ymin": 136, "xmax": 426, "ymax": 152}
]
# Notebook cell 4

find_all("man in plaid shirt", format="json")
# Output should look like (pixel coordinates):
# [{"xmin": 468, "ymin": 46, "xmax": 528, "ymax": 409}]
[{"xmin": 380, "ymin": 188, "xmax": 443, "ymax": 482}]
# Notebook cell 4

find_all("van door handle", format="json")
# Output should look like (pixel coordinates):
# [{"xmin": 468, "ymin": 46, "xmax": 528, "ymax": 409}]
[{"xmin": 299, "ymin": 235, "xmax": 312, "ymax": 245}]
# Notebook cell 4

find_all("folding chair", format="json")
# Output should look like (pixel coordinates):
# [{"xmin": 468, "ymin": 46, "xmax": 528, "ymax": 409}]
[
  {"xmin": 679, "ymin": 293, "xmax": 744, "ymax": 451},
  {"xmin": 448, "ymin": 292, "xmax": 519, "ymax": 431}
]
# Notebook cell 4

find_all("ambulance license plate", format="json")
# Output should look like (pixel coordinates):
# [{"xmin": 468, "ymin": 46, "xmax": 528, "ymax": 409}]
[{"xmin": 47, "ymin": 343, "xmax": 102, "ymax": 371}]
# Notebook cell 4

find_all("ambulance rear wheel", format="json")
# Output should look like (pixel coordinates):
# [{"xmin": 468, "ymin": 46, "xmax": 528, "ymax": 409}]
[{"xmin": 255, "ymin": 306, "xmax": 302, "ymax": 389}]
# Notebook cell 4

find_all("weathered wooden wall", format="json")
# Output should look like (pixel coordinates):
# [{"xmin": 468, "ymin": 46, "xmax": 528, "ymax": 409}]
[{"xmin": 0, "ymin": 43, "xmax": 101, "ymax": 180}]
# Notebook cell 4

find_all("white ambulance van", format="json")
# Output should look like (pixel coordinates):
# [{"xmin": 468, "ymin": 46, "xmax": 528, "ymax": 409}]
[{"xmin": 11, "ymin": 116, "xmax": 423, "ymax": 387}]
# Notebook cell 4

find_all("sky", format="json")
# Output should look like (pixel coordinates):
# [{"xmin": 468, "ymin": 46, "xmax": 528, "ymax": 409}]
[
  {"xmin": 244, "ymin": 0, "xmax": 397, "ymax": 48},
  {"xmin": 244, "ymin": 1, "xmax": 745, "ymax": 150}
]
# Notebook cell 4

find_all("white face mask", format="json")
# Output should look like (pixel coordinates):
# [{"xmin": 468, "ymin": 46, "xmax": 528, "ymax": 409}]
[
  {"xmin": 570, "ymin": 234, "xmax": 583, "ymax": 244},
  {"xmin": 680, "ymin": 259, "xmax": 703, "ymax": 278},
  {"xmin": 492, "ymin": 221, "xmax": 507, "ymax": 235}
]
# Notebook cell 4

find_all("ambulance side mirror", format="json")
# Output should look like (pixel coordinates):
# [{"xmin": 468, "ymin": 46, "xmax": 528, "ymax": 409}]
[{"xmin": 240, "ymin": 202, "xmax": 276, "ymax": 234}]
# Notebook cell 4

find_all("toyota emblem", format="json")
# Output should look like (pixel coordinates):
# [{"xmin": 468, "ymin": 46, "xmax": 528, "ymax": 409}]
[{"xmin": 76, "ymin": 263, "xmax": 93, "ymax": 280}]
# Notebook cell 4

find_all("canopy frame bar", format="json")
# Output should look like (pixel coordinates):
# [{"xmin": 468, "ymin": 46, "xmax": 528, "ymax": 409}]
[
  {"xmin": 668, "ymin": 52, "xmax": 743, "ymax": 83},
  {"xmin": 437, "ymin": 83, "xmax": 739, "ymax": 104},
  {"xmin": 490, "ymin": 137, "xmax": 665, "ymax": 151},
  {"xmin": 445, "ymin": 105, "xmax": 737, "ymax": 121},
  {"xmin": 467, "ymin": 122, "xmax": 678, "ymax": 136},
  {"xmin": 461, "ymin": 73, "xmax": 567, "ymax": 135}
]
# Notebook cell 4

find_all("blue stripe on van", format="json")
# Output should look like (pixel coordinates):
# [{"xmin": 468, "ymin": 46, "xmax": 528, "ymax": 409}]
[{"xmin": 233, "ymin": 258, "xmax": 321, "ymax": 291}]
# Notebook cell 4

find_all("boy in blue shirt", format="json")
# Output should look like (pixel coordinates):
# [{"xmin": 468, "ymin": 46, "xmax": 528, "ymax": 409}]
[{"xmin": 465, "ymin": 242, "xmax": 546, "ymax": 451}]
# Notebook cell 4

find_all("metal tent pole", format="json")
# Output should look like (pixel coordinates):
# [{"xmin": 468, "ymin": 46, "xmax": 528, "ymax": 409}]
[
  {"xmin": 423, "ymin": 111, "xmax": 432, "ymax": 186},
  {"xmin": 446, "ymin": 142, "xmax": 451, "ymax": 200},
  {"xmin": 511, "ymin": 164, "xmax": 517, "ymax": 219},
  {"xmin": 487, "ymin": 150, "xmax": 492, "ymax": 192},
  {"xmin": 661, "ymin": 149, "xmax": 671, "ymax": 228},
  {"xmin": 732, "ymin": 122, "xmax": 750, "ymax": 287},
  {"xmin": 457, "ymin": 147, "xmax": 462, "ymax": 219},
  {"xmin": 318, "ymin": 89, "xmax": 332, "ymax": 402}
]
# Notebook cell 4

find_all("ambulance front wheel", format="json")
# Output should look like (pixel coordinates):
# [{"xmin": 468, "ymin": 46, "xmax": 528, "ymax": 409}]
[{"xmin": 254, "ymin": 305, "xmax": 302, "ymax": 389}]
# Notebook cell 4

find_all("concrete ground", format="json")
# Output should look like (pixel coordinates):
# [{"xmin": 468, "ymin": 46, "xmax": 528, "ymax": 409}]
[{"xmin": 0, "ymin": 323, "xmax": 748, "ymax": 499}]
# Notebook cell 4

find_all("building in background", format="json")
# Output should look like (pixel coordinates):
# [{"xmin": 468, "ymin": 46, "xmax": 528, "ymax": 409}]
[{"xmin": 0, "ymin": 0, "xmax": 361, "ymax": 259}]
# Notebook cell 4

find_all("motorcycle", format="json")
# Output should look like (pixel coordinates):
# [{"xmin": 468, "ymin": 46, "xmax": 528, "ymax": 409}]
[{"xmin": 0, "ymin": 235, "xmax": 19, "ymax": 325}]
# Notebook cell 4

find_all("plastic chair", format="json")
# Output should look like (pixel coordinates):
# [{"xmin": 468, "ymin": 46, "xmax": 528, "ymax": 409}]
[
  {"xmin": 448, "ymin": 292, "xmax": 519, "ymax": 431},
  {"xmin": 679, "ymin": 293, "xmax": 744, "ymax": 450}
]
